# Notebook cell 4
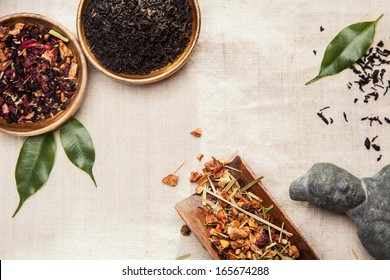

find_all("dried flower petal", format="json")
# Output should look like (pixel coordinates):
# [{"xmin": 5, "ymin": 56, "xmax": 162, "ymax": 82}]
[
  {"xmin": 190, "ymin": 128, "xmax": 202, "ymax": 137},
  {"xmin": 189, "ymin": 171, "xmax": 202, "ymax": 182},
  {"xmin": 197, "ymin": 153, "xmax": 204, "ymax": 161},
  {"xmin": 162, "ymin": 174, "xmax": 178, "ymax": 187}
]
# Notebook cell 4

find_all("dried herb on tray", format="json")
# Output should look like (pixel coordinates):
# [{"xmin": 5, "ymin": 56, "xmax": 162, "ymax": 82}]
[
  {"xmin": 84, "ymin": 0, "xmax": 193, "ymax": 75},
  {"xmin": 191, "ymin": 157, "xmax": 300, "ymax": 260},
  {"xmin": 0, "ymin": 23, "xmax": 78, "ymax": 123}
]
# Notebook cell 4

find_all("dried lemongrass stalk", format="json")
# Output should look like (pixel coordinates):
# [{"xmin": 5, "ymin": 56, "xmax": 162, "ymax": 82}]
[
  {"xmin": 203, "ymin": 188, "xmax": 293, "ymax": 237},
  {"xmin": 240, "ymin": 176, "xmax": 264, "ymax": 193}
]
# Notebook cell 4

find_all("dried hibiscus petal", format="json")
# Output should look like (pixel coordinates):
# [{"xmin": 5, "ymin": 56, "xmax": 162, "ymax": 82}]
[{"xmin": 0, "ymin": 23, "xmax": 78, "ymax": 124}]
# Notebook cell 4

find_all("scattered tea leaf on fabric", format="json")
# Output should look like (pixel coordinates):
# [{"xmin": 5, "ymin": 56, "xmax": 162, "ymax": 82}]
[
  {"xmin": 60, "ymin": 117, "xmax": 97, "ymax": 187},
  {"xmin": 306, "ymin": 14, "xmax": 383, "ymax": 85},
  {"xmin": 13, "ymin": 132, "xmax": 56, "ymax": 217}
]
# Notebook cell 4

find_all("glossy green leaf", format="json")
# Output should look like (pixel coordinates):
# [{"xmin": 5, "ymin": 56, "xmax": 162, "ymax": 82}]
[
  {"xmin": 13, "ymin": 132, "xmax": 56, "ymax": 217},
  {"xmin": 306, "ymin": 14, "xmax": 383, "ymax": 85},
  {"xmin": 60, "ymin": 117, "xmax": 97, "ymax": 187}
]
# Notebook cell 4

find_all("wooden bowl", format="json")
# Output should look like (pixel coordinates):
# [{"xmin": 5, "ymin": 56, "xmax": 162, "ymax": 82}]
[
  {"xmin": 176, "ymin": 155, "xmax": 320, "ymax": 260},
  {"xmin": 0, "ymin": 13, "xmax": 88, "ymax": 137},
  {"xmin": 76, "ymin": 0, "xmax": 201, "ymax": 84}
]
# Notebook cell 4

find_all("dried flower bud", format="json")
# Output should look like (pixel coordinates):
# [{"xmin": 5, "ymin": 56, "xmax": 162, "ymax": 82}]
[{"xmin": 180, "ymin": 225, "xmax": 191, "ymax": 236}]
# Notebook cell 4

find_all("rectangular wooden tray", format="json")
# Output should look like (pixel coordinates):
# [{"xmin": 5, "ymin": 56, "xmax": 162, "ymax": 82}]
[{"xmin": 175, "ymin": 155, "xmax": 319, "ymax": 260}]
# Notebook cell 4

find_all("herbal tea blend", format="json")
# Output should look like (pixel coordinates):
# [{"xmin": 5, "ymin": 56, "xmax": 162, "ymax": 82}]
[
  {"xmin": 0, "ymin": 23, "xmax": 78, "ymax": 123},
  {"xmin": 191, "ymin": 157, "xmax": 300, "ymax": 260},
  {"xmin": 84, "ymin": 0, "xmax": 193, "ymax": 75}
]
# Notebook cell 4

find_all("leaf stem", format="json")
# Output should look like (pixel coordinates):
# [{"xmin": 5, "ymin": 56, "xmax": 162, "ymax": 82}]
[{"xmin": 376, "ymin": 14, "xmax": 384, "ymax": 23}]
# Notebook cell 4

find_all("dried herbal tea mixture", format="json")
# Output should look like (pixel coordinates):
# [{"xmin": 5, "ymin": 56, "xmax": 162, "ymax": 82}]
[
  {"xmin": 0, "ymin": 23, "xmax": 78, "ymax": 123},
  {"xmin": 84, "ymin": 0, "xmax": 193, "ymax": 75},
  {"xmin": 315, "ymin": 41, "xmax": 390, "ymax": 162},
  {"xmin": 191, "ymin": 157, "xmax": 300, "ymax": 260}
]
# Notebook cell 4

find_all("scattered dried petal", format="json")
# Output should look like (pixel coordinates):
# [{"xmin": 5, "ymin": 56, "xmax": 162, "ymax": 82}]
[
  {"xmin": 189, "ymin": 171, "xmax": 202, "ymax": 183},
  {"xmin": 162, "ymin": 174, "xmax": 178, "ymax": 187},
  {"xmin": 197, "ymin": 153, "xmax": 204, "ymax": 161},
  {"xmin": 190, "ymin": 128, "xmax": 202, "ymax": 137}
]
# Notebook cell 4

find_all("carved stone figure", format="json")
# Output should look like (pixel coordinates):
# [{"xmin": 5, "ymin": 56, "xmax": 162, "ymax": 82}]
[{"xmin": 289, "ymin": 163, "xmax": 390, "ymax": 259}]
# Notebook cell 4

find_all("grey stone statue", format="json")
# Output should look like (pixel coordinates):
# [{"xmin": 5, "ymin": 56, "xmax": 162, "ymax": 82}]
[{"xmin": 289, "ymin": 163, "xmax": 390, "ymax": 260}]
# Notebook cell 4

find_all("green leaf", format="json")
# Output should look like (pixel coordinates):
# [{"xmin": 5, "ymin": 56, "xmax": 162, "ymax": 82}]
[
  {"xmin": 13, "ymin": 132, "xmax": 56, "ymax": 217},
  {"xmin": 239, "ymin": 176, "xmax": 264, "ymax": 193},
  {"xmin": 306, "ymin": 14, "xmax": 383, "ymax": 85},
  {"xmin": 60, "ymin": 117, "xmax": 97, "ymax": 187}
]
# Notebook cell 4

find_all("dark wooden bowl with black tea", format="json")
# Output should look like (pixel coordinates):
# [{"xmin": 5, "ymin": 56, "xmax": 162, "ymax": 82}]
[
  {"xmin": 0, "ymin": 13, "xmax": 88, "ymax": 137},
  {"xmin": 77, "ymin": 0, "xmax": 201, "ymax": 84}
]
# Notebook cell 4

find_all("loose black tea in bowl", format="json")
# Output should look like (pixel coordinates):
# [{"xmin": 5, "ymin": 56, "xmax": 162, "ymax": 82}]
[{"xmin": 83, "ymin": 0, "xmax": 193, "ymax": 75}]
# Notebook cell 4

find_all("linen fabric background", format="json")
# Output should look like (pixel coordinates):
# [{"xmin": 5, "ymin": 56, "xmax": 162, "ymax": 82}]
[{"xmin": 1, "ymin": 0, "xmax": 388, "ymax": 260}]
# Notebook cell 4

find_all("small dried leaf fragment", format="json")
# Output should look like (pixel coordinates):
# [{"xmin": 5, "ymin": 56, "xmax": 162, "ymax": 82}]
[
  {"xmin": 162, "ymin": 174, "xmax": 178, "ymax": 187},
  {"xmin": 190, "ymin": 128, "xmax": 202, "ymax": 137}
]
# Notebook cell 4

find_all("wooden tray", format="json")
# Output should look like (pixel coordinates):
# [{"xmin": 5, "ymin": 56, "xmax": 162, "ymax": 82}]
[{"xmin": 175, "ymin": 155, "xmax": 319, "ymax": 260}]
